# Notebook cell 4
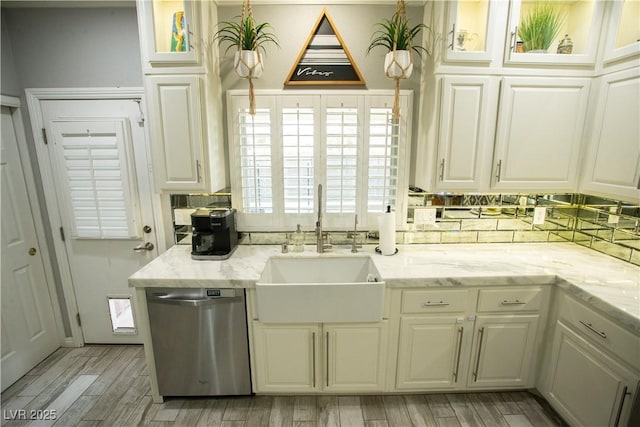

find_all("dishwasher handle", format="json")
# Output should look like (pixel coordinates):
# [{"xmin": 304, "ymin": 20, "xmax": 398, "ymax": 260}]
[{"xmin": 147, "ymin": 294, "xmax": 243, "ymax": 307}]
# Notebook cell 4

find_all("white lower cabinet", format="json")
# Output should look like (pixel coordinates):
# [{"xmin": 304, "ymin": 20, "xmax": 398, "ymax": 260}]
[
  {"xmin": 467, "ymin": 315, "xmax": 539, "ymax": 388},
  {"xmin": 545, "ymin": 321, "xmax": 638, "ymax": 427},
  {"xmin": 251, "ymin": 321, "xmax": 387, "ymax": 393},
  {"xmin": 396, "ymin": 316, "xmax": 466, "ymax": 390},
  {"xmin": 251, "ymin": 322, "xmax": 319, "ymax": 393},
  {"xmin": 324, "ymin": 323, "xmax": 388, "ymax": 392},
  {"xmin": 394, "ymin": 287, "xmax": 547, "ymax": 392}
]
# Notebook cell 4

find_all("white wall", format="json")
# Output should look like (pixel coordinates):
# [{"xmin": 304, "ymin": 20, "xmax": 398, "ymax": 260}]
[{"xmin": 2, "ymin": 7, "xmax": 142, "ymax": 88}]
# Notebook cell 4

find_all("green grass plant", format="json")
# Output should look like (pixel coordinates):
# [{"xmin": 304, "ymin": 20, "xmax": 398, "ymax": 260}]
[{"xmin": 518, "ymin": 3, "xmax": 564, "ymax": 52}]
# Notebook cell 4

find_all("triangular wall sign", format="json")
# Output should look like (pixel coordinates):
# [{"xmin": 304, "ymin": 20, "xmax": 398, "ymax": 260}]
[{"xmin": 285, "ymin": 9, "xmax": 366, "ymax": 86}]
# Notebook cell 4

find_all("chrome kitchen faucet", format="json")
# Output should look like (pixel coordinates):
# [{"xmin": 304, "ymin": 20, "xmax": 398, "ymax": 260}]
[{"xmin": 315, "ymin": 184, "xmax": 331, "ymax": 253}]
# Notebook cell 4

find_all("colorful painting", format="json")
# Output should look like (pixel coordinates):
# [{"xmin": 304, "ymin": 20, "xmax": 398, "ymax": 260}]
[{"xmin": 171, "ymin": 11, "xmax": 186, "ymax": 52}]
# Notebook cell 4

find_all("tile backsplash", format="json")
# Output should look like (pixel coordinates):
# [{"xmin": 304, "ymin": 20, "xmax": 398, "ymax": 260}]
[{"xmin": 171, "ymin": 192, "xmax": 640, "ymax": 266}]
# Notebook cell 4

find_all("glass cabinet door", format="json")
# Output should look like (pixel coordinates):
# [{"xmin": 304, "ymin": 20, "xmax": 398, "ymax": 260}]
[
  {"xmin": 505, "ymin": 0, "xmax": 605, "ymax": 66},
  {"xmin": 603, "ymin": 0, "xmax": 640, "ymax": 64},
  {"xmin": 444, "ymin": 0, "xmax": 497, "ymax": 63},
  {"xmin": 139, "ymin": 0, "xmax": 200, "ymax": 67}
]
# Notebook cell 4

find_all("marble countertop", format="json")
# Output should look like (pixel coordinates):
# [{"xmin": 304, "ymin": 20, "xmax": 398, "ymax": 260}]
[{"xmin": 129, "ymin": 242, "xmax": 640, "ymax": 333}]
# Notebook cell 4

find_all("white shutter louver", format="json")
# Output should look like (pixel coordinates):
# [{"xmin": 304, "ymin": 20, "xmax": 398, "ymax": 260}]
[{"xmin": 51, "ymin": 119, "xmax": 140, "ymax": 239}]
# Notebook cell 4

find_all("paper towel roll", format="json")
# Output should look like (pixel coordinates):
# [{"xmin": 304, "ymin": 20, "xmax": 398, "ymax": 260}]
[{"xmin": 378, "ymin": 210, "xmax": 396, "ymax": 255}]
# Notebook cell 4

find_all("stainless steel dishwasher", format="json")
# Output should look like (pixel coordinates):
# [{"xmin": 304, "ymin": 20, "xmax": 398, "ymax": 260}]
[{"xmin": 146, "ymin": 288, "xmax": 251, "ymax": 396}]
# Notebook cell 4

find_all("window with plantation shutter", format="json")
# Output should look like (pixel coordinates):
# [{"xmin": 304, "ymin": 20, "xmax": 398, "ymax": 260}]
[
  {"xmin": 228, "ymin": 90, "xmax": 411, "ymax": 231},
  {"xmin": 238, "ymin": 108, "xmax": 273, "ymax": 214},
  {"xmin": 326, "ymin": 106, "xmax": 358, "ymax": 213},
  {"xmin": 368, "ymin": 107, "xmax": 400, "ymax": 213},
  {"xmin": 50, "ymin": 119, "xmax": 140, "ymax": 239},
  {"xmin": 282, "ymin": 107, "xmax": 315, "ymax": 214}
]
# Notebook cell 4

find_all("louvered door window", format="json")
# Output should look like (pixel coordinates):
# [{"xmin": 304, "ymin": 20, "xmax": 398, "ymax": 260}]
[
  {"xmin": 283, "ymin": 107, "xmax": 315, "ymax": 213},
  {"xmin": 51, "ymin": 119, "xmax": 139, "ymax": 239},
  {"xmin": 368, "ymin": 107, "xmax": 399, "ymax": 212},
  {"xmin": 239, "ymin": 109, "xmax": 273, "ymax": 213},
  {"xmin": 326, "ymin": 107, "xmax": 358, "ymax": 213}
]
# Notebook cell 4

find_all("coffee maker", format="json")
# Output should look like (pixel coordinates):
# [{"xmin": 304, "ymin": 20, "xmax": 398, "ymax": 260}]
[{"xmin": 191, "ymin": 208, "xmax": 239, "ymax": 260}]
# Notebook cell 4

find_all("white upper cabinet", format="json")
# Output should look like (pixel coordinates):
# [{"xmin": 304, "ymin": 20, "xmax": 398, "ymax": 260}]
[
  {"xmin": 580, "ymin": 68, "xmax": 640, "ymax": 203},
  {"xmin": 137, "ymin": 0, "xmax": 201, "ymax": 69},
  {"xmin": 492, "ymin": 77, "xmax": 590, "ymax": 192},
  {"xmin": 434, "ymin": 76, "xmax": 498, "ymax": 191},
  {"xmin": 602, "ymin": 0, "xmax": 640, "ymax": 65},
  {"xmin": 146, "ymin": 75, "xmax": 207, "ymax": 191},
  {"xmin": 504, "ymin": 0, "xmax": 605, "ymax": 66},
  {"xmin": 443, "ymin": 0, "xmax": 499, "ymax": 63}
]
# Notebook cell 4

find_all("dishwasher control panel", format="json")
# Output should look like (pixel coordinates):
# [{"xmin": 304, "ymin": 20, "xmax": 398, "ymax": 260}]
[{"xmin": 206, "ymin": 289, "xmax": 237, "ymax": 298}]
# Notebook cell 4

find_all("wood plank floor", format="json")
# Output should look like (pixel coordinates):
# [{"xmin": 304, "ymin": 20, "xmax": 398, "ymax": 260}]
[{"xmin": 1, "ymin": 345, "xmax": 567, "ymax": 427}]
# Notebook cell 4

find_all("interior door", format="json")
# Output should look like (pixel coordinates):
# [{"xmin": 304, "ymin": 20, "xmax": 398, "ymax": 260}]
[
  {"xmin": 40, "ymin": 99, "xmax": 158, "ymax": 344},
  {"xmin": 1, "ymin": 105, "xmax": 60, "ymax": 391}
]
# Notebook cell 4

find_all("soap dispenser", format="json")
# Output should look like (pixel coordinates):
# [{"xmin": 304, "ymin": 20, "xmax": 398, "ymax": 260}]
[{"xmin": 291, "ymin": 224, "xmax": 305, "ymax": 252}]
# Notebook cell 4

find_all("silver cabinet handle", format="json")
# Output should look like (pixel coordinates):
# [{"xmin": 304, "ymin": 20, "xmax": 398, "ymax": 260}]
[
  {"xmin": 501, "ymin": 300, "xmax": 527, "ymax": 305},
  {"xmin": 511, "ymin": 26, "xmax": 518, "ymax": 52},
  {"xmin": 423, "ymin": 301, "xmax": 450, "ymax": 307},
  {"xmin": 326, "ymin": 331, "xmax": 330, "ymax": 387},
  {"xmin": 312, "ymin": 332, "xmax": 316, "ymax": 388},
  {"xmin": 196, "ymin": 160, "xmax": 202, "ymax": 183},
  {"xmin": 495, "ymin": 160, "xmax": 502, "ymax": 182},
  {"xmin": 449, "ymin": 24, "xmax": 456, "ymax": 50},
  {"xmin": 614, "ymin": 386, "xmax": 631, "ymax": 427},
  {"xmin": 439, "ymin": 159, "xmax": 445, "ymax": 181},
  {"xmin": 133, "ymin": 242, "xmax": 154, "ymax": 252},
  {"xmin": 579, "ymin": 320, "xmax": 607, "ymax": 339},
  {"xmin": 453, "ymin": 327, "xmax": 464, "ymax": 382},
  {"xmin": 472, "ymin": 327, "xmax": 485, "ymax": 382}
]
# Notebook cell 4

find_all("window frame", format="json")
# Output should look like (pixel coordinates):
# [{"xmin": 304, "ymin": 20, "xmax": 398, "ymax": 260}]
[{"xmin": 227, "ymin": 89, "xmax": 412, "ymax": 232}]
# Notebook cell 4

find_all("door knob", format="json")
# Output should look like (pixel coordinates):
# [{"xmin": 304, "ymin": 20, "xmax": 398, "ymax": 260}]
[
  {"xmin": 28, "ymin": 247, "xmax": 37, "ymax": 256},
  {"xmin": 133, "ymin": 242, "xmax": 155, "ymax": 252},
  {"xmin": 143, "ymin": 225, "xmax": 152, "ymax": 234}
]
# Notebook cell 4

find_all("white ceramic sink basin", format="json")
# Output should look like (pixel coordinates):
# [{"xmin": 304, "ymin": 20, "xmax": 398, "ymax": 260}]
[{"xmin": 255, "ymin": 256, "xmax": 385, "ymax": 323}]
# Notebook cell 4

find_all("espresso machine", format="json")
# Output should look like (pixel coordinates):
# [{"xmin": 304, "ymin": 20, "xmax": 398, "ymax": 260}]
[{"xmin": 191, "ymin": 208, "xmax": 239, "ymax": 260}]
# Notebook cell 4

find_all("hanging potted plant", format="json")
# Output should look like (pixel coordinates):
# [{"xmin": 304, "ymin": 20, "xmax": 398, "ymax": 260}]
[
  {"xmin": 214, "ymin": 0, "xmax": 279, "ymax": 114},
  {"xmin": 518, "ymin": 2, "xmax": 564, "ymax": 53},
  {"xmin": 367, "ymin": 0, "xmax": 429, "ymax": 118}
]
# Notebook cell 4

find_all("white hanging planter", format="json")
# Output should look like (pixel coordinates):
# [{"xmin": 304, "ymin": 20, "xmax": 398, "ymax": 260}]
[
  {"xmin": 384, "ymin": 50, "xmax": 413, "ymax": 79},
  {"xmin": 234, "ymin": 50, "xmax": 264, "ymax": 79}
]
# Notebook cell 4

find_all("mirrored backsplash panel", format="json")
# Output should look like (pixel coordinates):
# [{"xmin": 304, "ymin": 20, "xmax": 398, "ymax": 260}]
[
  {"xmin": 404, "ymin": 193, "xmax": 639, "ymax": 264},
  {"xmin": 171, "ymin": 192, "xmax": 640, "ymax": 266}
]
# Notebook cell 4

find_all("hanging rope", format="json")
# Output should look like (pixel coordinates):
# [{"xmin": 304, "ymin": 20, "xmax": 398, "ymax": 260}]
[
  {"xmin": 237, "ymin": 0, "xmax": 260, "ymax": 115},
  {"xmin": 387, "ymin": 0, "xmax": 413, "ymax": 119}
]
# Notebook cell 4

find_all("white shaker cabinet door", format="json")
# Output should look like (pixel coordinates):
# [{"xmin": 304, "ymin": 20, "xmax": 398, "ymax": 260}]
[
  {"xmin": 251, "ymin": 322, "xmax": 320, "ymax": 393},
  {"xmin": 491, "ymin": 77, "xmax": 590, "ymax": 192},
  {"xmin": 580, "ymin": 68, "xmax": 640, "ymax": 203},
  {"xmin": 324, "ymin": 322, "xmax": 388, "ymax": 392},
  {"xmin": 467, "ymin": 315, "xmax": 539, "ymax": 389},
  {"xmin": 435, "ymin": 76, "xmax": 498, "ymax": 192},
  {"xmin": 396, "ymin": 316, "xmax": 467, "ymax": 390},
  {"xmin": 545, "ymin": 322, "xmax": 638, "ymax": 427},
  {"xmin": 145, "ymin": 75, "xmax": 207, "ymax": 191}
]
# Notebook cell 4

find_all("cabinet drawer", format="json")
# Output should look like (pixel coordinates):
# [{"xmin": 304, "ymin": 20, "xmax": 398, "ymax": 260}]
[
  {"xmin": 477, "ymin": 287, "xmax": 545, "ymax": 313},
  {"xmin": 401, "ymin": 289, "xmax": 469, "ymax": 314},
  {"xmin": 559, "ymin": 293, "xmax": 640, "ymax": 371}
]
